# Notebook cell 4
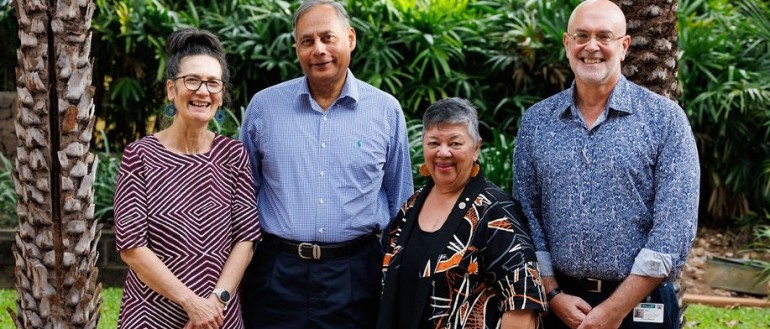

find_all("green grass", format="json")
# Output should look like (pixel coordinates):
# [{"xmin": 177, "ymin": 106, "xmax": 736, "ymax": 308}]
[
  {"xmin": 1, "ymin": 288, "xmax": 768, "ymax": 327},
  {"xmin": 685, "ymin": 304, "xmax": 769, "ymax": 328},
  {"xmin": 1, "ymin": 288, "xmax": 122, "ymax": 328}
]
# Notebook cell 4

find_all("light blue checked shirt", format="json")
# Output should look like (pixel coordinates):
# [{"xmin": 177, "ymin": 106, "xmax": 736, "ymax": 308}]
[
  {"xmin": 513, "ymin": 76, "xmax": 700, "ymax": 281},
  {"xmin": 240, "ymin": 70, "xmax": 413, "ymax": 243}
]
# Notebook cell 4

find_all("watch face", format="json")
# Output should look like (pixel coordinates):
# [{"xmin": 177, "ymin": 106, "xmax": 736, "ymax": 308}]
[{"xmin": 219, "ymin": 290, "xmax": 231, "ymax": 302}]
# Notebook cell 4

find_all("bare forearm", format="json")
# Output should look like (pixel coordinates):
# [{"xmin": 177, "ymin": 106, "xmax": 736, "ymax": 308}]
[
  {"xmin": 214, "ymin": 241, "xmax": 254, "ymax": 292},
  {"xmin": 600, "ymin": 274, "xmax": 664, "ymax": 317},
  {"xmin": 501, "ymin": 310, "xmax": 537, "ymax": 329},
  {"xmin": 542, "ymin": 276, "xmax": 559, "ymax": 293},
  {"xmin": 120, "ymin": 247, "xmax": 198, "ymax": 308}
]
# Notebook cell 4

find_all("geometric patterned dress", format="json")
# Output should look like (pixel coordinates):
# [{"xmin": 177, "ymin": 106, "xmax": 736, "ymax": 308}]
[{"xmin": 114, "ymin": 134, "xmax": 261, "ymax": 329}]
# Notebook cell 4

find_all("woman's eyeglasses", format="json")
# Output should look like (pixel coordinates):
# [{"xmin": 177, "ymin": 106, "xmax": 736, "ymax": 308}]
[{"xmin": 175, "ymin": 75, "xmax": 224, "ymax": 93}]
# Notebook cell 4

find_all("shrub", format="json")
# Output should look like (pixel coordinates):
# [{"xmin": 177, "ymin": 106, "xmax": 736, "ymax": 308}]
[{"xmin": 0, "ymin": 152, "xmax": 16, "ymax": 227}]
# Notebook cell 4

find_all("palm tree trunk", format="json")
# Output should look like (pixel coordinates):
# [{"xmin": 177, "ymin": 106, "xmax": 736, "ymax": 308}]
[
  {"xmin": 616, "ymin": 0, "xmax": 681, "ymax": 101},
  {"xmin": 9, "ymin": 0, "xmax": 101, "ymax": 328},
  {"xmin": 614, "ymin": 1, "xmax": 686, "ymax": 327}
]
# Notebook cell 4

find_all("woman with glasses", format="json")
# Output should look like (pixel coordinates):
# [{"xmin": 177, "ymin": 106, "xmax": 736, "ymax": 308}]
[{"xmin": 114, "ymin": 28, "xmax": 261, "ymax": 329}]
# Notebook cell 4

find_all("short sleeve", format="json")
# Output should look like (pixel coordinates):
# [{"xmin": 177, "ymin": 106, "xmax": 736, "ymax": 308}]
[
  {"xmin": 114, "ymin": 143, "xmax": 150, "ymax": 251},
  {"xmin": 229, "ymin": 142, "xmax": 261, "ymax": 243}
]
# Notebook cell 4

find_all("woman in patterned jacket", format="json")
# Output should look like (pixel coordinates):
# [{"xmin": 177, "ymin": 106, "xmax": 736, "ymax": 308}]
[
  {"xmin": 113, "ymin": 28, "xmax": 261, "ymax": 329},
  {"xmin": 377, "ymin": 97, "xmax": 546, "ymax": 329}
]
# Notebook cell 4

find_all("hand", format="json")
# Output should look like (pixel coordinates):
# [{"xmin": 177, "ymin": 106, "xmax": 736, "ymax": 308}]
[
  {"xmin": 549, "ymin": 292, "xmax": 592, "ymax": 329},
  {"xmin": 576, "ymin": 304, "xmax": 624, "ymax": 329},
  {"xmin": 181, "ymin": 295, "xmax": 224, "ymax": 329}
]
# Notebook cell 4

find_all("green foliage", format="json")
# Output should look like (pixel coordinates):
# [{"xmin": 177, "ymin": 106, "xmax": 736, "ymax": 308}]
[
  {"xmin": 2, "ymin": 0, "xmax": 770, "ymax": 228},
  {"xmin": 478, "ymin": 128, "xmax": 515, "ymax": 193},
  {"xmin": 407, "ymin": 119, "xmax": 429, "ymax": 188},
  {"xmin": 209, "ymin": 106, "xmax": 245, "ymax": 139},
  {"xmin": 480, "ymin": 0, "xmax": 576, "ymax": 131},
  {"xmin": 93, "ymin": 131, "xmax": 120, "ymax": 224},
  {"xmin": 747, "ymin": 224, "xmax": 770, "ymax": 282},
  {"xmin": 0, "ymin": 152, "xmax": 16, "ymax": 227},
  {"xmin": 678, "ymin": 0, "xmax": 770, "ymax": 224},
  {"xmin": 97, "ymin": 287, "xmax": 123, "ymax": 328}
]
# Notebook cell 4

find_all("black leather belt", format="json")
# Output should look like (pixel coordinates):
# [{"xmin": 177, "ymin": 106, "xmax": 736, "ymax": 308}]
[
  {"xmin": 555, "ymin": 270, "xmax": 621, "ymax": 294},
  {"xmin": 263, "ymin": 232, "xmax": 374, "ymax": 260}
]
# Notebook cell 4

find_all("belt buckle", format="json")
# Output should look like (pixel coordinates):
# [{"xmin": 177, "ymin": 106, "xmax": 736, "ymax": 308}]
[
  {"xmin": 298, "ymin": 242, "xmax": 321, "ymax": 260},
  {"xmin": 586, "ymin": 278, "xmax": 602, "ymax": 293}
]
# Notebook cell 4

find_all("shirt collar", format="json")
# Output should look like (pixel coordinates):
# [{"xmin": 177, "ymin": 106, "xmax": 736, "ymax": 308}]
[
  {"xmin": 558, "ymin": 75, "xmax": 635, "ymax": 119},
  {"xmin": 295, "ymin": 69, "xmax": 359, "ymax": 110}
]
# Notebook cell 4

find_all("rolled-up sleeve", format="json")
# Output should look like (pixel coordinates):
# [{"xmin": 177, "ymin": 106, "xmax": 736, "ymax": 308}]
[{"xmin": 633, "ymin": 108, "xmax": 700, "ymax": 279}]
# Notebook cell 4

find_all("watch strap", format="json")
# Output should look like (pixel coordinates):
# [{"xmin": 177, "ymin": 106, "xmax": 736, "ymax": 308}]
[{"xmin": 546, "ymin": 287, "xmax": 562, "ymax": 301}]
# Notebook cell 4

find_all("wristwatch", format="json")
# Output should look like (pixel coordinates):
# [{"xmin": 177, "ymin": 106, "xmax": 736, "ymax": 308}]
[{"xmin": 211, "ymin": 288, "xmax": 231, "ymax": 310}]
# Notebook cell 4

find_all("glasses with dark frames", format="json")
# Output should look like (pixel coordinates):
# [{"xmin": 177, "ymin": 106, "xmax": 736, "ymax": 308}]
[{"xmin": 175, "ymin": 75, "xmax": 224, "ymax": 93}]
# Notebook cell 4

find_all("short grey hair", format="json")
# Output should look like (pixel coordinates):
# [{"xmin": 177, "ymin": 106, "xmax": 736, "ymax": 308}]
[
  {"xmin": 293, "ymin": 0, "xmax": 351, "ymax": 39},
  {"xmin": 422, "ymin": 97, "xmax": 481, "ymax": 144}
]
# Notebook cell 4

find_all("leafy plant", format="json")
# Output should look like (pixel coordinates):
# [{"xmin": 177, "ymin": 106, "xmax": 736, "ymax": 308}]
[
  {"xmin": 747, "ymin": 224, "xmax": 770, "ymax": 283},
  {"xmin": 678, "ymin": 0, "xmax": 770, "ymax": 224},
  {"xmin": 93, "ymin": 131, "xmax": 121, "ymax": 226},
  {"xmin": 0, "ymin": 152, "xmax": 16, "ymax": 227},
  {"xmin": 209, "ymin": 106, "xmax": 245, "ymax": 139},
  {"xmin": 478, "ymin": 128, "xmax": 515, "ymax": 193},
  {"xmin": 407, "ymin": 119, "xmax": 428, "ymax": 188}
]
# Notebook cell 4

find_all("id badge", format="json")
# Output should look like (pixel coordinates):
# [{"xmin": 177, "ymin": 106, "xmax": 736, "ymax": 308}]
[{"xmin": 632, "ymin": 303, "xmax": 664, "ymax": 323}]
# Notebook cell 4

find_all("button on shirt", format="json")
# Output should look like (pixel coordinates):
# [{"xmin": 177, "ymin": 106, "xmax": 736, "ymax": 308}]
[
  {"xmin": 513, "ymin": 76, "xmax": 700, "ymax": 281},
  {"xmin": 240, "ymin": 70, "xmax": 414, "ymax": 243}
]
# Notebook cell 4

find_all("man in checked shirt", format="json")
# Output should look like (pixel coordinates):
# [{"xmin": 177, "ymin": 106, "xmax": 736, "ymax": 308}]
[{"xmin": 238, "ymin": 1, "xmax": 413, "ymax": 328}]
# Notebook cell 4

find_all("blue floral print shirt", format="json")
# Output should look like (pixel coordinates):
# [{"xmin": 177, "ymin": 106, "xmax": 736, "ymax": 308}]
[{"xmin": 513, "ymin": 76, "xmax": 700, "ymax": 281}]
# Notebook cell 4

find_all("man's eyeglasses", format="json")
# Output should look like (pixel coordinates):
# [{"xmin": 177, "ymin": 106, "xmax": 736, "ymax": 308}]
[
  {"xmin": 566, "ymin": 31, "xmax": 625, "ymax": 45},
  {"xmin": 175, "ymin": 75, "xmax": 224, "ymax": 93}
]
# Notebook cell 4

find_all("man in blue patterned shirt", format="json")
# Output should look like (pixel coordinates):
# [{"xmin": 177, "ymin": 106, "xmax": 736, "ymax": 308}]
[
  {"xmin": 513, "ymin": 0, "xmax": 699, "ymax": 328},
  {"xmin": 238, "ymin": 1, "xmax": 414, "ymax": 328}
]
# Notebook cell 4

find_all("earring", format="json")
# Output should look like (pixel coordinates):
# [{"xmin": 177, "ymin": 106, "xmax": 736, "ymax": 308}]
[
  {"xmin": 470, "ymin": 161, "xmax": 480, "ymax": 178},
  {"xmin": 214, "ymin": 109, "xmax": 225, "ymax": 123},
  {"xmin": 419, "ymin": 164, "xmax": 430, "ymax": 177},
  {"xmin": 164, "ymin": 103, "xmax": 176, "ymax": 116}
]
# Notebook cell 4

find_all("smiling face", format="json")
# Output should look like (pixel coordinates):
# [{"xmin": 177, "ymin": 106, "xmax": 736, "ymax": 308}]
[
  {"xmin": 423, "ymin": 123, "xmax": 481, "ymax": 193},
  {"xmin": 294, "ymin": 4, "xmax": 356, "ymax": 91},
  {"xmin": 564, "ymin": 0, "xmax": 630, "ymax": 88},
  {"xmin": 166, "ymin": 55, "xmax": 223, "ymax": 125}
]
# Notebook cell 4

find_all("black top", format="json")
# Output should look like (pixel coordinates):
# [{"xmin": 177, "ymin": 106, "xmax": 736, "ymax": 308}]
[{"xmin": 396, "ymin": 220, "xmax": 449, "ymax": 329}]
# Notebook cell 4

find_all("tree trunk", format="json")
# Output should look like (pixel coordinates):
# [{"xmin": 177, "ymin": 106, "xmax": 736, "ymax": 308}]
[
  {"xmin": 616, "ymin": 0, "xmax": 681, "ymax": 101},
  {"xmin": 613, "ymin": 0, "xmax": 686, "ymax": 327},
  {"xmin": 9, "ymin": 0, "xmax": 101, "ymax": 328}
]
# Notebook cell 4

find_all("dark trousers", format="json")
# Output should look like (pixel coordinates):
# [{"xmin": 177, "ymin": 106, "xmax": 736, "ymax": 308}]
[
  {"xmin": 544, "ymin": 281, "xmax": 680, "ymax": 329},
  {"xmin": 240, "ymin": 234, "xmax": 383, "ymax": 329}
]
